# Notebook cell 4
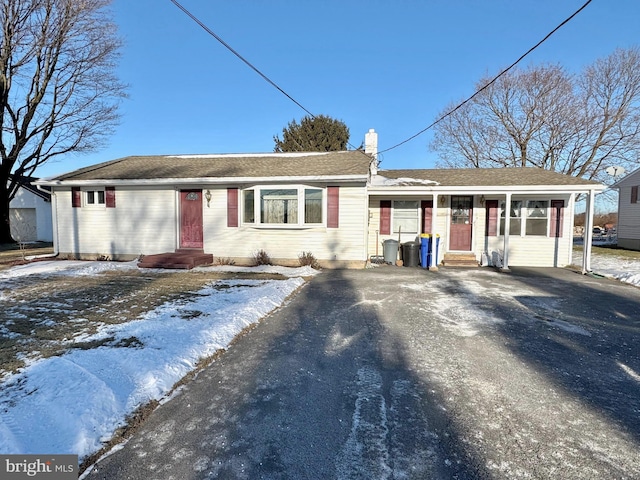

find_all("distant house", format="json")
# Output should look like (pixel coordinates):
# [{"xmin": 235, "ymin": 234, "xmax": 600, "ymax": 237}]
[
  {"xmin": 612, "ymin": 168, "xmax": 640, "ymax": 250},
  {"xmin": 9, "ymin": 175, "xmax": 53, "ymax": 243},
  {"xmin": 37, "ymin": 130, "xmax": 605, "ymax": 271}
]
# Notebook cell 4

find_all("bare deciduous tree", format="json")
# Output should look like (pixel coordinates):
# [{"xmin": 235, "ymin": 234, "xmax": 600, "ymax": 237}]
[
  {"xmin": 430, "ymin": 48, "xmax": 640, "ymax": 183},
  {"xmin": 0, "ymin": 0, "xmax": 126, "ymax": 243}
]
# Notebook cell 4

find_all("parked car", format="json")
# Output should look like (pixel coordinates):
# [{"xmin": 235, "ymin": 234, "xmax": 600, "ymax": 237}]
[{"xmin": 593, "ymin": 227, "xmax": 603, "ymax": 235}]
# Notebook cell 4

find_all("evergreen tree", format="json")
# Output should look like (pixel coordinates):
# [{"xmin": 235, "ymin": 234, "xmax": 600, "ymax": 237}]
[{"xmin": 274, "ymin": 115, "xmax": 350, "ymax": 152}]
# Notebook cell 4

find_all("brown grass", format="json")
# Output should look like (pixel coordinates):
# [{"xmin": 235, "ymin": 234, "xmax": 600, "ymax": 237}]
[{"xmin": 0, "ymin": 261, "xmax": 286, "ymax": 379}]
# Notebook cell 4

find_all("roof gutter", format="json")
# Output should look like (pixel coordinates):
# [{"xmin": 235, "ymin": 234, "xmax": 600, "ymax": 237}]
[
  {"xmin": 366, "ymin": 185, "xmax": 607, "ymax": 195},
  {"xmin": 35, "ymin": 174, "xmax": 370, "ymax": 187}
]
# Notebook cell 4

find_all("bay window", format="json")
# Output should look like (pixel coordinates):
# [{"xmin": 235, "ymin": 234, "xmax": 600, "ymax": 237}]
[{"xmin": 242, "ymin": 186, "xmax": 325, "ymax": 226}]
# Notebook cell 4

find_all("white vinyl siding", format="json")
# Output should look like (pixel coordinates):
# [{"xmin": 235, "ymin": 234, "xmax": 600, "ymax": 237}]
[
  {"xmin": 368, "ymin": 194, "xmax": 574, "ymax": 268},
  {"xmin": 488, "ymin": 195, "xmax": 574, "ymax": 267},
  {"xmin": 54, "ymin": 186, "xmax": 177, "ymax": 257},
  {"xmin": 616, "ymin": 172, "xmax": 640, "ymax": 249},
  {"xmin": 205, "ymin": 184, "xmax": 367, "ymax": 263}
]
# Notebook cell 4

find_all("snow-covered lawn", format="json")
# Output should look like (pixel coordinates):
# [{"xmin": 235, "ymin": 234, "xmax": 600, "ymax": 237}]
[
  {"xmin": 0, "ymin": 260, "xmax": 316, "ymax": 463},
  {"xmin": 573, "ymin": 237, "xmax": 640, "ymax": 287}
]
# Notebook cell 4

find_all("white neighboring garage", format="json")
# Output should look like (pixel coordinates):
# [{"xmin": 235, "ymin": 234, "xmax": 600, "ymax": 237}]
[
  {"xmin": 9, "ymin": 175, "xmax": 53, "ymax": 243},
  {"xmin": 613, "ymin": 167, "xmax": 640, "ymax": 251}
]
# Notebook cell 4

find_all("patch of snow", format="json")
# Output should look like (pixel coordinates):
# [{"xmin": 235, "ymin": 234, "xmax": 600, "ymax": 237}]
[
  {"xmin": 573, "ymin": 249, "xmax": 640, "ymax": 287},
  {"xmin": 545, "ymin": 318, "xmax": 592, "ymax": 337},
  {"xmin": 370, "ymin": 174, "xmax": 439, "ymax": 186},
  {"xmin": 0, "ymin": 260, "xmax": 139, "ymax": 281},
  {"xmin": 194, "ymin": 264, "xmax": 320, "ymax": 277},
  {"xmin": 336, "ymin": 366, "xmax": 391, "ymax": 479}
]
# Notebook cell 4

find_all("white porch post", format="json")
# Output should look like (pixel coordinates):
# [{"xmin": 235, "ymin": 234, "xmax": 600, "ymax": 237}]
[
  {"xmin": 431, "ymin": 193, "xmax": 439, "ymax": 271},
  {"xmin": 582, "ymin": 189, "xmax": 596, "ymax": 274},
  {"xmin": 501, "ymin": 193, "xmax": 511, "ymax": 272}
]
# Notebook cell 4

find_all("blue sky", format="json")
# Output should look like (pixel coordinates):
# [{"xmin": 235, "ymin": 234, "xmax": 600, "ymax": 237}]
[{"xmin": 38, "ymin": 0, "xmax": 640, "ymax": 180}]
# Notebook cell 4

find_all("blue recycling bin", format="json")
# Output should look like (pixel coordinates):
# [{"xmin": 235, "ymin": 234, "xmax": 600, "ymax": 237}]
[{"xmin": 420, "ymin": 234, "xmax": 440, "ymax": 269}]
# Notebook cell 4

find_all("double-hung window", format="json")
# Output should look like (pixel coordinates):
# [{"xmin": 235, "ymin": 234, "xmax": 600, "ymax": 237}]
[
  {"xmin": 525, "ymin": 200, "xmax": 548, "ymax": 235},
  {"xmin": 393, "ymin": 200, "xmax": 419, "ymax": 234},
  {"xmin": 500, "ymin": 199, "xmax": 549, "ymax": 236},
  {"xmin": 242, "ymin": 186, "xmax": 324, "ymax": 226}
]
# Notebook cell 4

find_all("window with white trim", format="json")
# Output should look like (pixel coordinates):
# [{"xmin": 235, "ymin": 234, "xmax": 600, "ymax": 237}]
[
  {"xmin": 393, "ymin": 200, "xmax": 419, "ymax": 234},
  {"xmin": 242, "ymin": 186, "xmax": 324, "ymax": 226},
  {"xmin": 500, "ymin": 200, "xmax": 549, "ymax": 236},
  {"xmin": 85, "ymin": 189, "xmax": 105, "ymax": 207}
]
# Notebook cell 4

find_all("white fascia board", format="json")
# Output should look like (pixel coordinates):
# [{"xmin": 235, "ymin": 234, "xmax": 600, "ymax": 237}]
[
  {"xmin": 38, "ymin": 174, "xmax": 369, "ymax": 187},
  {"xmin": 366, "ymin": 184, "xmax": 606, "ymax": 195}
]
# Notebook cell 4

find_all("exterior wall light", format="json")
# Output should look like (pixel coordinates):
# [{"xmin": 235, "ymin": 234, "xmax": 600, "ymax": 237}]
[
  {"xmin": 480, "ymin": 195, "xmax": 485, "ymax": 206},
  {"xmin": 205, "ymin": 189, "xmax": 212, "ymax": 207}
]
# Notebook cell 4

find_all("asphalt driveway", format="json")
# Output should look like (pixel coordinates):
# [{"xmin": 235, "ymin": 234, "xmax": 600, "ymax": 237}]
[{"xmin": 85, "ymin": 266, "xmax": 640, "ymax": 479}]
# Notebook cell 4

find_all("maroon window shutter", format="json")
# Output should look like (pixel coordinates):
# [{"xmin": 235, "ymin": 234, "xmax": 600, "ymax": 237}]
[
  {"xmin": 421, "ymin": 200, "xmax": 433, "ymax": 233},
  {"xmin": 327, "ymin": 186, "xmax": 339, "ymax": 228},
  {"xmin": 71, "ymin": 187, "xmax": 81, "ymax": 208},
  {"xmin": 227, "ymin": 188, "xmax": 238, "ymax": 227},
  {"xmin": 380, "ymin": 200, "xmax": 391, "ymax": 235},
  {"xmin": 105, "ymin": 187, "xmax": 116, "ymax": 208},
  {"xmin": 632, "ymin": 186, "xmax": 639, "ymax": 204},
  {"xmin": 550, "ymin": 199, "xmax": 564, "ymax": 238},
  {"xmin": 486, "ymin": 200, "xmax": 499, "ymax": 236}
]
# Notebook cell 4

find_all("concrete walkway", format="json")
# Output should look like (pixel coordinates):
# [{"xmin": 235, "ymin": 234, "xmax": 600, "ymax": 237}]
[{"xmin": 85, "ymin": 266, "xmax": 640, "ymax": 479}]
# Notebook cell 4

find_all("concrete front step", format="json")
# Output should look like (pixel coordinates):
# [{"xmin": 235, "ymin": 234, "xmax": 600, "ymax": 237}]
[
  {"xmin": 138, "ymin": 251, "xmax": 213, "ymax": 270},
  {"xmin": 442, "ymin": 253, "xmax": 479, "ymax": 268}
]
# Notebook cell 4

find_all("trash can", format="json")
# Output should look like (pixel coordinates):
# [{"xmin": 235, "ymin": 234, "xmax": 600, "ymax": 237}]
[
  {"xmin": 402, "ymin": 241, "xmax": 420, "ymax": 267},
  {"xmin": 383, "ymin": 239, "xmax": 399, "ymax": 264},
  {"xmin": 420, "ymin": 234, "xmax": 440, "ymax": 269}
]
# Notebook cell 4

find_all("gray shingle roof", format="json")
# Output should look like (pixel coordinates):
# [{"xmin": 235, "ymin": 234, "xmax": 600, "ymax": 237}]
[
  {"xmin": 53, "ymin": 151, "xmax": 373, "ymax": 181},
  {"xmin": 379, "ymin": 167, "xmax": 602, "ymax": 187},
  {"xmin": 48, "ymin": 151, "xmax": 603, "ymax": 189}
]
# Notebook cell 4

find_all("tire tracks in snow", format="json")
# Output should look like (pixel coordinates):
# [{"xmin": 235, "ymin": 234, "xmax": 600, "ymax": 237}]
[{"xmin": 336, "ymin": 365, "xmax": 438, "ymax": 479}]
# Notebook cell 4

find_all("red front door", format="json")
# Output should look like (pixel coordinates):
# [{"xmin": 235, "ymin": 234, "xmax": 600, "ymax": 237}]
[
  {"xmin": 180, "ymin": 190, "xmax": 203, "ymax": 249},
  {"xmin": 450, "ymin": 195, "xmax": 473, "ymax": 251}
]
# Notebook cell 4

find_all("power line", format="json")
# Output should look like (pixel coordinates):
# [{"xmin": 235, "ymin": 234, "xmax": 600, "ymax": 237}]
[
  {"xmin": 378, "ymin": 0, "xmax": 593, "ymax": 154},
  {"xmin": 170, "ymin": 0, "xmax": 592, "ymax": 156},
  {"xmin": 169, "ymin": 0, "xmax": 315, "ymax": 118},
  {"xmin": 170, "ymin": 0, "xmax": 367, "ymax": 152}
]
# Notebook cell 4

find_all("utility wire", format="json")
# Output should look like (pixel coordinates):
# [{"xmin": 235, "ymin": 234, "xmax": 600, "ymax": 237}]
[
  {"xmin": 378, "ymin": 0, "xmax": 593, "ymax": 154},
  {"xmin": 171, "ymin": 0, "xmax": 592, "ymax": 156},
  {"xmin": 171, "ymin": 0, "xmax": 367, "ymax": 152},
  {"xmin": 170, "ymin": 0, "xmax": 315, "ymax": 118}
]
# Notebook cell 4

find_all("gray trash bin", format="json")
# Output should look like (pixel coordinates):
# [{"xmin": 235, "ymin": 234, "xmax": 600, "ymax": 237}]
[{"xmin": 383, "ymin": 239, "xmax": 399, "ymax": 264}]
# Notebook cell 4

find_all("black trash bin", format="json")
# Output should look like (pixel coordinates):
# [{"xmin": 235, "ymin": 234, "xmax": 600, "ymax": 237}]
[{"xmin": 402, "ymin": 241, "xmax": 420, "ymax": 267}]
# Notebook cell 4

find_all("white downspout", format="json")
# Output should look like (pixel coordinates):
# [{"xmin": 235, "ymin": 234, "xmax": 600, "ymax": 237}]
[
  {"xmin": 582, "ymin": 189, "xmax": 596, "ymax": 274},
  {"xmin": 431, "ymin": 194, "xmax": 439, "ymax": 271},
  {"xmin": 501, "ymin": 193, "xmax": 511, "ymax": 272}
]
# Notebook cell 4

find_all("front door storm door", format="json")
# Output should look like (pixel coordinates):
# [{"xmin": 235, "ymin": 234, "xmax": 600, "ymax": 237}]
[
  {"xmin": 180, "ymin": 190, "xmax": 203, "ymax": 249},
  {"xmin": 449, "ymin": 195, "xmax": 473, "ymax": 251}
]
